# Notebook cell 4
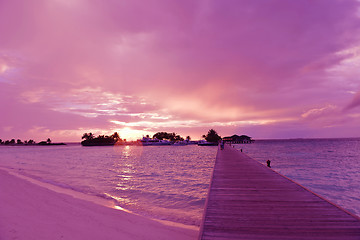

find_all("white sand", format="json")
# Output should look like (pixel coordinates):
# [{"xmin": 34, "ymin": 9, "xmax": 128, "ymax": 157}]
[{"xmin": 0, "ymin": 169, "xmax": 198, "ymax": 240}]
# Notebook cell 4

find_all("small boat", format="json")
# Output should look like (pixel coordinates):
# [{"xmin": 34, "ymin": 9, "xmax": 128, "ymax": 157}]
[
  {"xmin": 137, "ymin": 137, "xmax": 172, "ymax": 146},
  {"xmin": 173, "ymin": 141, "xmax": 188, "ymax": 146}
]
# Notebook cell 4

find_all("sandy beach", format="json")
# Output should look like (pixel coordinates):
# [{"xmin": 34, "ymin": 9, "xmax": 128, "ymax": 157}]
[{"xmin": 0, "ymin": 169, "xmax": 198, "ymax": 240}]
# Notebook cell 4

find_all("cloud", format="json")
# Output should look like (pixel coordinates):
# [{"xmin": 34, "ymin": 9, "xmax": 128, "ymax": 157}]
[
  {"xmin": 301, "ymin": 105, "xmax": 338, "ymax": 120},
  {"xmin": 1, "ymin": 0, "xmax": 360, "ymax": 140},
  {"xmin": 344, "ymin": 91, "xmax": 360, "ymax": 111}
]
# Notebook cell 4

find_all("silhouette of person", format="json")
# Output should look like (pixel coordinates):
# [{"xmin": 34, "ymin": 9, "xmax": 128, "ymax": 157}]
[{"xmin": 266, "ymin": 160, "xmax": 271, "ymax": 168}]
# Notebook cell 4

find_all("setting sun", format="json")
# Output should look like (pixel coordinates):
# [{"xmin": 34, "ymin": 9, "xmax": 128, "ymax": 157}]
[{"xmin": 116, "ymin": 127, "xmax": 145, "ymax": 141}]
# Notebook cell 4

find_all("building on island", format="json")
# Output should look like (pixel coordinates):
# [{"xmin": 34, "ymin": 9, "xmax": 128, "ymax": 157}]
[{"xmin": 222, "ymin": 134, "xmax": 254, "ymax": 144}]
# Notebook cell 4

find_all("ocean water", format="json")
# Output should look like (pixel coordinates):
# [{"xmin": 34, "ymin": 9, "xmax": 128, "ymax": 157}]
[
  {"xmin": 234, "ymin": 138, "xmax": 360, "ymax": 217},
  {"xmin": 0, "ymin": 138, "xmax": 359, "ymax": 227},
  {"xmin": 0, "ymin": 144, "xmax": 217, "ymax": 226}
]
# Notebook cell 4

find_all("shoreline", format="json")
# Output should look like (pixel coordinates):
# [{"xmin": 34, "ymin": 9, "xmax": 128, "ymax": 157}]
[
  {"xmin": 0, "ymin": 168, "xmax": 198, "ymax": 240},
  {"xmin": 2, "ymin": 168, "xmax": 199, "ymax": 231}
]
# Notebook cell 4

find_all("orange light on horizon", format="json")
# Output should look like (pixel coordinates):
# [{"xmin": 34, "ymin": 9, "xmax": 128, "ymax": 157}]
[{"xmin": 117, "ymin": 127, "xmax": 147, "ymax": 141}]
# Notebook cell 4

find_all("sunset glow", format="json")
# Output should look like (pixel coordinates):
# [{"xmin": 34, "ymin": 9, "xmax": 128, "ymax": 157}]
[{"xmin": 1, "ymin": 0, "xmax": 360, "ymax": 141}]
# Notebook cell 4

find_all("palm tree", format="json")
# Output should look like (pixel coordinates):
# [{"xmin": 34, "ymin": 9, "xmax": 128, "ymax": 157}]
[
  {"xmin": 111, "ymin": 132, "xmax": 120, "ymax": 141},
  {"xmin": 82, "ymin": 133, "xmax": 88, "ymax": 139},
  {"xmin": 82, "ymin": 133, "xmax": 94, "ymax": 140}
]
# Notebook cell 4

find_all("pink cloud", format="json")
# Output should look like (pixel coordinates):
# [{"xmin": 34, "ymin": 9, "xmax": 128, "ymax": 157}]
[
  {"xmin": 0, "ymin": 0, "xmax": 360, "ymax": 141},
  {"xmin": 344, "ymin": 91, "xmax": 360, "ymax": 111}
]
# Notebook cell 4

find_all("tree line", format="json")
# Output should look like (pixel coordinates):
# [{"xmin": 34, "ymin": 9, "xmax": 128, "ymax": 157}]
[
  {"xmin": 152, "ymin": 132, "xmax": 190, "ymax": 142},
  {"xmin": 0, "ymin": 138, "xmax": 54, "ymax": 145},
  {"xmin": 81, "ymin": 132, "xmax": 122, "ymax": 146},
  {"xmin": 81, "ymin": 129, "xmax": 222, "ymax": 146}
]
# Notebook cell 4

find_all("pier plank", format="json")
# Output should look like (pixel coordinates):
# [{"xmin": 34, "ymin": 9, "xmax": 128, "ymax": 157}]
[{"xmin": 198, "ymin": 145, "xmax": 360, "ymax": 239}]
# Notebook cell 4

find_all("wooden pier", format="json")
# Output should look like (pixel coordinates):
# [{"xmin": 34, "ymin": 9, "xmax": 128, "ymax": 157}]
[{"xmin": 198, "ymin": 145, "xmax": 360, "ymax": 239}]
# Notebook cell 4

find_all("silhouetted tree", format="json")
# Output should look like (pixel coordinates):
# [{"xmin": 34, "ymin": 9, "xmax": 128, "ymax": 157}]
[
  {"xmin": 17, "ymin": 139, "xmax": 23, "ymax": 144},
  {"xmin": 186, "ymin": 136, "xmax": 191, "ymax": 141},
  {"xmin": 153, "ymin": 132, "xmax": 184, "ymax": 142},
  {"xmin": 47, "ymin": 138, "xmax": 51, "ymax": 144},
  {"xmin": 82, "ymin": 133, "xmax": 94, "ymax": 140},
  {"xmin": 111, "ymin": 132, "xmax": 120, "ymax": 141},
  {"xmin": 10, "ymin": 139, "xmax": 15, "ymax": 144},
  {"xmin": 153, "ymin": 132, "xmax": 166, "ymax": 140},
  {"xmin": 81, "ymin": 132, "xmax": 122, "ymax": 146},
  {"xmin": 203, "ymin": 129, "xmax": 221, "ymax": 143}
]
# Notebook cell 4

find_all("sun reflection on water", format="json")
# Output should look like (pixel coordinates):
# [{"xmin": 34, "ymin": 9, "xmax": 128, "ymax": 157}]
[{"xmin": 123, "ymin": 145, "xmax": 130, "ymax": 158}]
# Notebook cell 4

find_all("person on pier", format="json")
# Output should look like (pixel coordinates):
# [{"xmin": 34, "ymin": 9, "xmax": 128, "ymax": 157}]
[{"xmin": 267, "ymin": 160, "xmax": 271, "ymax": 168}]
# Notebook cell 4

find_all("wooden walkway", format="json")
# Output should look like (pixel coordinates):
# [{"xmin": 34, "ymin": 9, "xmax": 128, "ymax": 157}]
[{"xmin": 198, "ymin": 145, "xmax": 360, "ymax": 239}]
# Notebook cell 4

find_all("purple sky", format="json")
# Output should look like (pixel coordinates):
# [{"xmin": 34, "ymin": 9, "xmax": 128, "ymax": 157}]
[{"xmin": 1, "ymin": 0, "xmax": 360, "ymax": 142}]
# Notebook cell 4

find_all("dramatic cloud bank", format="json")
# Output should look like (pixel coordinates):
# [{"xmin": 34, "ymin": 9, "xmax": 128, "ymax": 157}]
[{"xmin": 1, "ymin": 0, "xmax": 360, "ymax": 141}]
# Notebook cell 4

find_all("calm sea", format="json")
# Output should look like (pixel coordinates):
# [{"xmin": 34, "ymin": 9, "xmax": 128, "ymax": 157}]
[
  {"xmin": 234, "ymin": 138, "xmax": 360, "ymax": 218},
  {"xmin": 0, "ymin": 144, "xmax": 217, "ymax": 226},
  {"xmin": 0, "ymin": 138, "xmax": 359, "ymax": 226}
]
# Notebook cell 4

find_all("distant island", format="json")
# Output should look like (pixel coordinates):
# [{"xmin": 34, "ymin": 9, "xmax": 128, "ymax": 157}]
[
  {"xmin": 81, "ymin": 132, "xmax": 188, "ymax": 146},
  {"xmin": 1, "ymin": 130, "xmax": 253, "ymax": 147},
  {"xmin": 81, "ymin": 132, "xmax": 122, "ymax": 146},
  {"xmin": 81, "ymin": 129, "xmax": 253, "ymax": 146},
  {"xmin": 0, "ymin": 138, "xmax": 66, "ymax": 146}
]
